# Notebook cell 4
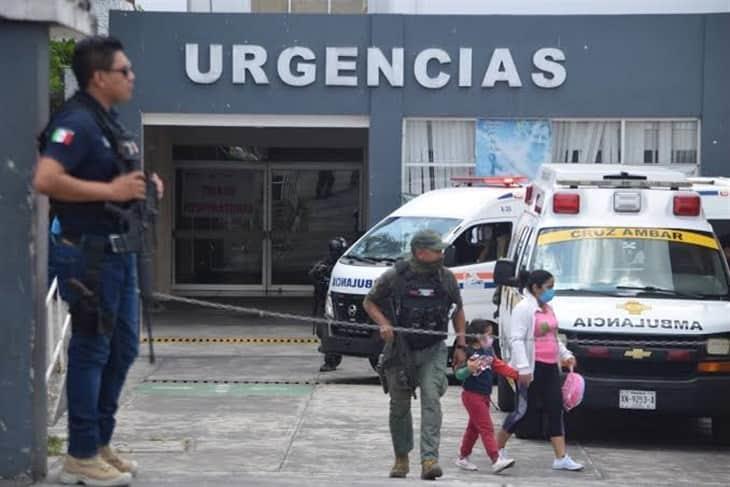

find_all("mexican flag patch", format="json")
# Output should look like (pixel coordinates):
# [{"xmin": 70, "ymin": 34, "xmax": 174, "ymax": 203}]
[{"xmin": 51, "ymin": 127, "xmax": 74, "ymax": 145}]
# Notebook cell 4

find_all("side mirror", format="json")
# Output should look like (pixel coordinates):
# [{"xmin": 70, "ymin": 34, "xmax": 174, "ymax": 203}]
[
  {"xmin": 443, "ymin": 246, "xmax": 456, "ymax": 267},
  {"xmin": 494, "ymin": 259, "xmax": 520, "ymax": 287}
]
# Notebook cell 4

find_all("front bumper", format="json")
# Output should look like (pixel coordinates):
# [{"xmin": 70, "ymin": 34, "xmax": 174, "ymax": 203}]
[{"xmin": 582, "ymin": 374, "xmax": 730, "ymax": 415}]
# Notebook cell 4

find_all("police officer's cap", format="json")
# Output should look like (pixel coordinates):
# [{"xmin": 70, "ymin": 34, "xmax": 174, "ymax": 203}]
[{"xmin": 410, "ymin": 229, "xmax": 448, "ymax": 252}]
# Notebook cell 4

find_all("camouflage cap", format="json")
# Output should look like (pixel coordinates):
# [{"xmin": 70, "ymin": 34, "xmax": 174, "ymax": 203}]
[{"xmin": 410, "ymin": 229, "xmax": 448, "ymax": 252}]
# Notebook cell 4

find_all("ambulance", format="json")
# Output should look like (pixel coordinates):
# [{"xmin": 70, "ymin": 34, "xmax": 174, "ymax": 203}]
[
  {"xmin": 321, "ymin": 177, "xmax": 526, "ymax": 368},
  {"xmin": 494, "ymin": 164, "xmax": 730, "ymax": 442}
]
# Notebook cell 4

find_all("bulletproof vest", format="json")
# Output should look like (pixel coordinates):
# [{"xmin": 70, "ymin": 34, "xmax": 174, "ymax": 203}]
[
  {"xmin": 38, "ymin": 91, "xmax": 140, "ymax": 234},
  {"xmin": 393, "ymin": 260, "xmax": 452, "ymax": 350}
]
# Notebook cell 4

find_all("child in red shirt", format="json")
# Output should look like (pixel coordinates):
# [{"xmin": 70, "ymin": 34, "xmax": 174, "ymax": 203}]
[{"xmin": 454, "ymin": 320, "xmax": 518, "ymax": 474}]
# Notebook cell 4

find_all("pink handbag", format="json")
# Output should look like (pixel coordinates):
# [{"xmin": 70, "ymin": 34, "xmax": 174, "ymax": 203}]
[{"xmin": 561, "ymin": 367, "xmax": 585, "ymax": 411}]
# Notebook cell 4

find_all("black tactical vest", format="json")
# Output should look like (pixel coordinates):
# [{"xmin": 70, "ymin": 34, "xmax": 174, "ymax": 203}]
[
  {"xmin": 38, "ymin": 91, "xmax": 140, "ymax": 234},
  {"xmin": 393, "ymin": 260, "xmax": 453, "ymax": 350}
]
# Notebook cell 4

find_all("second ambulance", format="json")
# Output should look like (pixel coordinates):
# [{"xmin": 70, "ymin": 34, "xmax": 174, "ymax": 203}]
[
  {"xmin": 495, "ymin": 164, "xmax": 730, "ymax": 442},
  {"xmin": 321, "ymin": 177, "xmax": 526, "ymax": 368}
]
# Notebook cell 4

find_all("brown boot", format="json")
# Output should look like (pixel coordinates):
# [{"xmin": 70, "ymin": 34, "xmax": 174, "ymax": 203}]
[
  {"xmin": 421, "ymin": 458, "xmax": 443, "ymax": 480},
  {"xmin": 59, "ymin": 454, "xmax": 132, "ymax": 486},
  {"xmin": 389, "ymin": 454, "xmax": 409, "ymax": 478},
  {"xmin": 99, "ymin": 445, "xmax": 139, "ymax": 476}
]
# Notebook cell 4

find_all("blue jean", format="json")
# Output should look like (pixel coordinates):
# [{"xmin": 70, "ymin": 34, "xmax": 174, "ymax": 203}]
[{"xmin": 51, "ymin": 236, "xmax": 139, "ymax": 458}]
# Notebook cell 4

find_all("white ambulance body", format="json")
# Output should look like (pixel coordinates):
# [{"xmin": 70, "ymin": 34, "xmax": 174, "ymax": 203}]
[
  {"xmin": 321, "ymin": 178, "xmax": 526, "ymax": 365},
  {"xmin": 689, "ymin": 177, "xmax": 730, "ymax": 249},
  {"xmin": 494, "ymin": 164, "xmax": 730, "ymax": 442}
]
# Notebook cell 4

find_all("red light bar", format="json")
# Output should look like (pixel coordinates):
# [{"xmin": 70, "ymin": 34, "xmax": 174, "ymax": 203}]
[
  {"xmin": 451, "ymin": 176, "xmax": 528, "ymax": 187},
  {"xmin": 553, "ymin": 193, "xmax": 580, "ymax": 214},
  {"xmin": 673, "ymin": 195, "xmax": 701, "ymax": 216}
]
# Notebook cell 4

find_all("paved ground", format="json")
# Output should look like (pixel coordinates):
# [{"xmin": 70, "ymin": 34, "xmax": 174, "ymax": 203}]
[{"xmin": 38, "ymin": 301, "xmax": 730, "ymax": 486}]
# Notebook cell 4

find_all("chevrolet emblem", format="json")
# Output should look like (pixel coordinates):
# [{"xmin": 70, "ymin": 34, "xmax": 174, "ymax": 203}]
[
  {"xmin": 624, "ymin": 348, "xmax": 652, "ymax": 360},
  {"xmin": 618, "ymin": 300, "xmax": 652, "ymax": 316}
]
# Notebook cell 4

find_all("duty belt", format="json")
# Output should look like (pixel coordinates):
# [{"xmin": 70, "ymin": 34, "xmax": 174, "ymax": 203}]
[{"xmin": 61, "ymin": 233, "xmax": 132, "ymax": 254}]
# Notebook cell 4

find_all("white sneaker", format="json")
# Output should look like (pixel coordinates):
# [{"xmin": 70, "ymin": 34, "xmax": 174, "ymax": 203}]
[
  {"xmin": 454, "ymin": 456, "xmax": 478, "ymax": 471},
  {"xmin": 552, "ymin": 454, "xmax": 584, "ymax": 471},
  {"xmin": 491, "ymin": 456, "xmax": 515, "ymax": 474},
  {"xmin": 498, "ymin": 448, "xmax": 514, "ymax": 463}
]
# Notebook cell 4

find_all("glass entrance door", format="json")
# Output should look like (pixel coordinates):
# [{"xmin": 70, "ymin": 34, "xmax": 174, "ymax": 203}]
[
  {"xmin": 174, "ymin": 165, "xmax": 266, "ymax": 290},
  {"xmin": 173, "ymin": 162, "xmax": 362, "ymax": 294},
  {"xmin": 268, "ymin": 165, "xmax": 361, "ymax": 290}
]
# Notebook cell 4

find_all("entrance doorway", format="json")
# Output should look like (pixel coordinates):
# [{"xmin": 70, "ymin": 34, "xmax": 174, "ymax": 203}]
[{"xmin": 172, "ymin": 161, "xmax": 362, "ymax": 294}]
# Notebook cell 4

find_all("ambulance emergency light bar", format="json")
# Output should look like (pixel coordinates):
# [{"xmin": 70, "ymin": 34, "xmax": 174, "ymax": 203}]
[
  {"xmin": 450, "ymin": 176, "xmax": 528, "ymax": 187},
  {"xmin": 551, "ymin": 191, "xmax": 701, "ymax": 216},
  {"xmin": 555, "ymin": 172, "xmax": 691, "ymax": 190}
]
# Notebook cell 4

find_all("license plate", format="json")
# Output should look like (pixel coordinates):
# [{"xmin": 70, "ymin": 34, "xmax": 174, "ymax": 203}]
[{"xmin": 619, "ymin": 390, "xmax": 656, "ymax": 410}]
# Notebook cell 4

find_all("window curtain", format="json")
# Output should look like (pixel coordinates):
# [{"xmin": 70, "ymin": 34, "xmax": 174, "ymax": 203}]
[
  {"xmin": 552, "ymin": 121, "xmax": 620, "ymax": 164},
  {"xmin": 403, "ymin": 120, "xmax": 475, "ymax": 197},
  {"xmin": 625, "ymin": 121, "xmax": 697, "ymax": 165}
]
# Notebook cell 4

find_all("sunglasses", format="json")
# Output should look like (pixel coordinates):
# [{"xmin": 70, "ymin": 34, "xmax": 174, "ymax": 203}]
[{"xmin": 106, "ymin": 66, "xmax": 133, "ymax": 78}]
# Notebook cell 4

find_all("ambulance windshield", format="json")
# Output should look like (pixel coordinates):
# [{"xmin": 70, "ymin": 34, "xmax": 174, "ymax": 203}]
[
  {"xmin": 345, "ymin": 216, "xmax": 460, "ymax": 263},
  {"xmin": 532, "ymin": 227, "xmax": 730, "ymax": 299}
]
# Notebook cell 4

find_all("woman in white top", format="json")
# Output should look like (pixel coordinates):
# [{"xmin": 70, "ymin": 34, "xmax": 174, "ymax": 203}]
[{"xmin": 496, "ymin": 270, "xmax": 584, "ymax": 471}]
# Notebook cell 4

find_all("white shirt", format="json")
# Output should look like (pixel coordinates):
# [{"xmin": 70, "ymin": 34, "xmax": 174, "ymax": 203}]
[{"xmin": 508, "ymin": 292, "xmax": 573, "ymax": 375}]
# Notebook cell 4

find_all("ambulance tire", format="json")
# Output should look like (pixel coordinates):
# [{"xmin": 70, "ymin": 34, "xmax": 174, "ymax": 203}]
[
  {"xmin": 497, "ymin": 376, "xmax": 515, "ymax": 412},
  {"xmin": 712, "ymin": 416, "xmax": 730, "ymax": 445},
  {"xmin": 514, "ymin": 407, "xmax": 546, "ymax": 440}
]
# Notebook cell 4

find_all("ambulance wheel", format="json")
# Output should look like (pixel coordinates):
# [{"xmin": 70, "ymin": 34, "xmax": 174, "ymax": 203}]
[
  {"xmin": 514, "ymin": 408, "xmax": 544, "ymax": 440},
  {"xmin": 368, "ymin": 355, "xmax": 379, "ymax": 372},
  {"xmin": 497, "ymin": 376, "xmax": 515, "ymax": 412},
  {"xmin": 712, "ymin": 416, "xmax": 730, "ymax": 445}
]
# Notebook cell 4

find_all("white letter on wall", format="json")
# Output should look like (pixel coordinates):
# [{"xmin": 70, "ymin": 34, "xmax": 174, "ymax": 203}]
[
  {"xmin": 185, "ymin": 43, "xmax": 223, "ymax": 84},
  {"xmin": 367, "ymin": 48, "xmax": 404, "ymax": 87},
  {"xmin": 277, "ymin": 47, "xmax": 316, "ymax": 87},
  {"xmin": 326, "ymin": 47, "xmax": 358, "ymax": 87},
  {"xmin": 414, "ymin": 48, "xmax": 451, "ymax": 89},
  {"xmin": 232, "ymin": 45, "xmax": 269, "ymax": 84},
  {"xmin": 482, "ymin": 48, "xmax": 522, "ymax": 87},
  {"xmin": 458, "ymin": 48, "xmax": 472, "ymax": 87},
  {"xmin": 532, "ymin": 47, "xmax": 567, "ymax": 88}
]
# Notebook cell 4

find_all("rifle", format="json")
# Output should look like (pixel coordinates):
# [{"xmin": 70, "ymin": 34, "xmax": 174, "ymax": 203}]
[
  {"xmin": 106, "ymin": 177, "xmax": 159, "ymax": 363},
  {"xmin": 375, "ymin": 301, "xmax": 417, "ymax": 399}
]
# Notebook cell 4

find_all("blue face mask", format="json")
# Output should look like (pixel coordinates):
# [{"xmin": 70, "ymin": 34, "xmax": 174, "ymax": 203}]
[{"xmin": 539, "ymin": 288, "xmax": 555, "ymax": 304}]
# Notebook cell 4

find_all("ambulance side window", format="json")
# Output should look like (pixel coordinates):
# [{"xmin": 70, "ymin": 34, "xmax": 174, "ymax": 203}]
[
  {"xmin": 508, "ymin": 226, "xmax": 527, "ymax": 261},
  {"xmin": 451, "ymin": 222, "xmax": 513, "ymax": 266},
  {"xmin": 513, "ymin": 227, "xmax": 535, "ymax": 273}
]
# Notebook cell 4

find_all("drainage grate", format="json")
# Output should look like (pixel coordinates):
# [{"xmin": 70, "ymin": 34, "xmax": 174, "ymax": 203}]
[{"xmin": 140, "ymin": 336, "xmax": 320, "ymax": 345}]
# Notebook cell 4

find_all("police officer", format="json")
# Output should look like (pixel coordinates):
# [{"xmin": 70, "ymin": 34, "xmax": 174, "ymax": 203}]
[
  {"xmin": 309, "ymin": 237, "xmax": 347, "ymax": 372},
  {"xmin": 34, "ymin": 36, "xmax": 163, "ymax": 487},
  {"xmin": 363, "ymin": 229, "xmax": 467, "ymax": 480}
]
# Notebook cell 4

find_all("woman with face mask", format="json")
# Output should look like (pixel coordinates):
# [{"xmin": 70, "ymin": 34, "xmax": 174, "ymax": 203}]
[{"xmin": 495, "ymin": 270, "xmax": 584, "ymax": 472}]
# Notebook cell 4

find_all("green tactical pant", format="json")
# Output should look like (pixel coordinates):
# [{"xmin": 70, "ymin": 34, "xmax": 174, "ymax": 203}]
[{"xmin": 385, "ymin": 341, "xmax": 448, "ymax": 461}]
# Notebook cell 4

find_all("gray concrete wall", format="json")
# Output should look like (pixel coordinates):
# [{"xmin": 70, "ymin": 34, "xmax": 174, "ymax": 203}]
[
  {"xmin": 111, "ymin": 11, "xmax": 730, "ymax": 224},
  {"xmin": 0, "ymin": 19, "xmax": 49, "ymax": 482},
  {"xmin": 700, "ymin": 13, "xmax": 730, "ymax": 177}
]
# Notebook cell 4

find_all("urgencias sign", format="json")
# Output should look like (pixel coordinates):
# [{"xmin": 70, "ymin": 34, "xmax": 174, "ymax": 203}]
[{"xmin": 185, "ymin": 44, "xmax": 567, "ymax": 89}]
